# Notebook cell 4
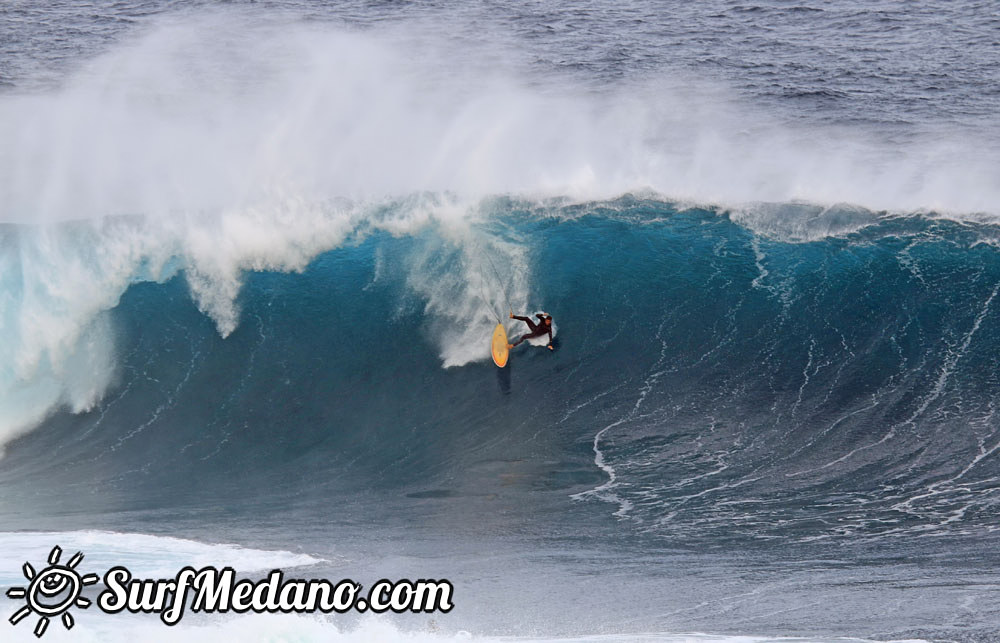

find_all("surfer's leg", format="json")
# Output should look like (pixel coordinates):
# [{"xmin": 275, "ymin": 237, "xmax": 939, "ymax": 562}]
[
  {"xmin": 510, "ymin": 327, "xmax": 546, "ymax": 348},
  {"xmin": 512, "ymin": 315, "xmax": 538, "ymax": 333}
]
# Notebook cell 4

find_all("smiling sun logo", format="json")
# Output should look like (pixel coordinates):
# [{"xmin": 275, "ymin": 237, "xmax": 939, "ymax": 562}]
[{"xmin": 6, "ymin": 546, "xmax": 99, "ymax": 638}]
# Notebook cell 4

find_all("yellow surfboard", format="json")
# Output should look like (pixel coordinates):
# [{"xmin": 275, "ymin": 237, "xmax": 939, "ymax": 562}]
[{"xmin": 491, "ymin": 323, "xmax": 509, "ymax": 368}]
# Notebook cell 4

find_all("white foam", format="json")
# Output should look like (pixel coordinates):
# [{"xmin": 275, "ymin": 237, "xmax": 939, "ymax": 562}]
[
  {"xmin": 0, "ymin": 529, "xmax": 929, "ymax": 643},
  {"xmin": 2, "ymin": 612, "xmax": 930, "ymax": 643},
  {"xmin": 1, "ymin": 13, "xmax": 997, "ymax": 223},
  {"xmin": 0, "ymin": 530, "xmax": 325, "ymax": 587}
]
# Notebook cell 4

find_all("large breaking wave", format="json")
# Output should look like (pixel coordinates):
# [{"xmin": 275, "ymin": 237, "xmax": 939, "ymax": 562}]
[
  {"xmin": 3, "ymin": 11, "xmax": 1000, "ymax": 547},
  {"xmin": 4, "ymin": 195, "xmax": 1000, "ymax": 548}
]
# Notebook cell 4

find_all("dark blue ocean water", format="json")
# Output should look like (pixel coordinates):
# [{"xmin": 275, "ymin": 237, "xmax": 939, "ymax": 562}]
[{"xmin": 2, "ymin": 2, "xmax": 1000, "ymax": 641}]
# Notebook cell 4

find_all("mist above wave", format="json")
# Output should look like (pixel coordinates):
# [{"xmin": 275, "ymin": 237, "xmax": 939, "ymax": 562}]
[{"xmin": 0, "ymin": 10, "xmax": 996, "ymax": 225}]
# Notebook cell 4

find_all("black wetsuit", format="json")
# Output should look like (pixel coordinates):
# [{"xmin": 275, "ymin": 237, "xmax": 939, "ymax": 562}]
[{"xmin": 511, "ymin": 314, "xmax": 552, "ymax": 347}]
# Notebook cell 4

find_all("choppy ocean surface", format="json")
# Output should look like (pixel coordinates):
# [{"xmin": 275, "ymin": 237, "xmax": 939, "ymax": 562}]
[{"xmin": 2, "ymin": 1, "xmax": 1000, "ymax": 641}]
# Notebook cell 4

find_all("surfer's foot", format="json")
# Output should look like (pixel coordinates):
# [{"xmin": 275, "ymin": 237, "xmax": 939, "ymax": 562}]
[{"xmin": 507, "ymin": 343, "xmax": 514, "ymax": 349}]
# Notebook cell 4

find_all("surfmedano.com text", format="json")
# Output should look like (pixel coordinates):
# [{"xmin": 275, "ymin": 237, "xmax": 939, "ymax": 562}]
[{"xmin": 98, "ymin": 566, "xmax": 454, "ymax": 625}]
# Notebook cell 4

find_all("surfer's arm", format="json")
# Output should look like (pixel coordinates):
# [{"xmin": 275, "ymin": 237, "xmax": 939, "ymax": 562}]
[{"xmin": 546, "ymin": 327, "xmax": 553, "ymax": 349}]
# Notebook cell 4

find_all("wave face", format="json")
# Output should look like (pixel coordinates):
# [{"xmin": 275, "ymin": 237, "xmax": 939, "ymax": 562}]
[{"xmin": 4, "ymin": 198, "xmax": 1000, "ymax": 549}]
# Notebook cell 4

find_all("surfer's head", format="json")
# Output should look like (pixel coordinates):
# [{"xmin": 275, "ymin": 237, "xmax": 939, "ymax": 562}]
[{"xmin": 543, "ymin": 314, "xmax": 552, "ymax": 325}]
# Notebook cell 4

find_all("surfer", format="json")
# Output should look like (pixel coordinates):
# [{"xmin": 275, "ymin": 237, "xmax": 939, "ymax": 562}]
[{"xmin": 508, "ymin": 312, "xmax": 554, "ymax": 351}]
